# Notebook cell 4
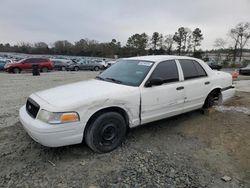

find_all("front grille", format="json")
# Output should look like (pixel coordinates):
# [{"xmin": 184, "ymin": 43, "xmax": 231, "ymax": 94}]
[{"xmin": 26, "ymin": 98, "xmax": 40, "ymax": 118}]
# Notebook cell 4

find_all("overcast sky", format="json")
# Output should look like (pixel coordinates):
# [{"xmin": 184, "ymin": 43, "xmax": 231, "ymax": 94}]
[{"xmin": 0, "ymin": 0, "xmax": 249, "ymax": 49}]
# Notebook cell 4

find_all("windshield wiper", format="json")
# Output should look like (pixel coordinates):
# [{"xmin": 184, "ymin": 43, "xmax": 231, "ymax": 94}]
[
  {"xmin": 105, "ymin": 77, "xmax": 123, "ymax": 84},
  {"xmin": 96, "ymin": 76, "xmax": 105, "ymax": 80}
]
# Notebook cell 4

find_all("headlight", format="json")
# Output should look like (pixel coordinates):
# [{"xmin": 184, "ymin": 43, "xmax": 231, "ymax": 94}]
[{"xmin": 37, "ymin": 109, "xmax": 80, "ymax": 124}]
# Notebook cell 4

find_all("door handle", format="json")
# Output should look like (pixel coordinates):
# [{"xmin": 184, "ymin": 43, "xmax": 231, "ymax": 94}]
[
  {"xmin": 205, "ymin": 81, "xmax": 210, "ymax": 85},
  {"xmin": 176, "ymin": 86, "xmax": 184, "ymax": 90}
]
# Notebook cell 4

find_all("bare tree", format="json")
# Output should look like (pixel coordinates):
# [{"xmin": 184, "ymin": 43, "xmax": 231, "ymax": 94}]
[
  {"xmin": 214, "ymin": 38, "xmax": 227, "ymax": 49},
  {"xmin": 183, "ymin": 28, "xmax": 192, "ymax": 53},
  {"xmin": 229, "ymin": 22, "xmax": 250, "ymax": 62}
]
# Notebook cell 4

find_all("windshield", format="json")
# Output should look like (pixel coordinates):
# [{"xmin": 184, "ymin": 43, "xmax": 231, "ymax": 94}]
[{"xmin": 96, "ymin": 60, "xmax": 154, "ymax": 86}]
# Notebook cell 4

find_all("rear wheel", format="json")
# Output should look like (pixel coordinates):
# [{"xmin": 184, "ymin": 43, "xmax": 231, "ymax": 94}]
[
  {"xmin": 41, "ymin": 67, "xmax": 48, "ymax": 72},
  {"xmin": 74, "ymin": 66, "xmax": 79, "ymax": 71},
  {"xmin": 85, "ymin": 112, "xmax": 127, "ymax": 153},
  {"xmin": 203, "ymin": 90, "xmax": 221, "ymax": 108},
  {"xmin": 13, "ymin": 67, "xmax": 21, "ymax": 74}
]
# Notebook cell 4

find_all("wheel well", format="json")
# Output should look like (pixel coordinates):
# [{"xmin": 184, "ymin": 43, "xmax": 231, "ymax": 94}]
[
  {"xmin": 203, "ymin": 88, "xmax": 222, "ymax": 108},
  {"xmin": 84, "ymin": 107, "xmax": 129, "ymax": 137},
  {"xmin": 209, "ymin": 88, "xmax": 221, "ymax": 98},
  {"xmin": 12, "ymin": 67, "xmax": 21, "ymax": 72}
]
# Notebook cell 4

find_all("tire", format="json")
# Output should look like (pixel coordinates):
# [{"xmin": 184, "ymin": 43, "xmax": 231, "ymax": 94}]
[
  {"xmin": 203, "ymin": 90, "xmax": 221, "ymax": 108},
  {"xmin": 13, "ymin": 67, "xmax": 21, "ymax": 74},
  {"xmin": 74, "ymin": 66, "xmax": 79, "ymax": 71},
  {"xmin": 85, "ymin": 112, "xmax": 127, "ymax": 153},
  {"xmin": 41, "ymin": 67, "xmax": 48, "ymax": 72},
  {"xmin": 94, "ymin": 66, "xmax": 100, "ymax": 71}
]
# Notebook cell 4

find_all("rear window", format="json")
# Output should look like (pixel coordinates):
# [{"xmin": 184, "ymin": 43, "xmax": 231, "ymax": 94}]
[
  {"xmin": 37, "ymin": 58, "xmax": 48, "ymax": 63},
  {"xmin": 179, "ymin": 59, "xmax": 207, "ymax": 80}
]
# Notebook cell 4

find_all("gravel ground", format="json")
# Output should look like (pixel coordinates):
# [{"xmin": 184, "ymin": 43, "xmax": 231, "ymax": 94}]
[{"xmin": 0, "ymin": 71, "xmax": 249, "ymax": 188}]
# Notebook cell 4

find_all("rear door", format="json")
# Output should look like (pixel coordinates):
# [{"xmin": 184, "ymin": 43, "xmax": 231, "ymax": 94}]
[
  {"xmin": 140, "ymin": 60, "xmax": 185, "ymax": 124},
  {"xmin": 178, "ymin": 59, "xmax": 210, "ymax": 110}
]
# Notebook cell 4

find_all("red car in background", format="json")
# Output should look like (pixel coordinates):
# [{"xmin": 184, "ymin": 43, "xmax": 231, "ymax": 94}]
[{"xmin": 4, "ymin": 58, "xmax": 53, "ymax": 73}]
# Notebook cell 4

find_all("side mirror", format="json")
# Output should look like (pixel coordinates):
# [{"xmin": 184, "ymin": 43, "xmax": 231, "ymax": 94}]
[{"xmin": 145, "ymin": 78, "xmax": 164, "ymax": 87}]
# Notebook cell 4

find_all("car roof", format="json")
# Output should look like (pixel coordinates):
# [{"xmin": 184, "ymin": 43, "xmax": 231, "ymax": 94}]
[
  {"xmin": 124, "ymin": 55, "xmax": 199, "ymax": 62},
  {"xmin": 51, "ymin": 59, "xmax": 70, "ymax": 62}
]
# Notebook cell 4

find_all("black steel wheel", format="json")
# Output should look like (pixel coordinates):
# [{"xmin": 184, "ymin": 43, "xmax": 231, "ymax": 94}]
[{"xmin": 85, "ymin": 112, "xmax": 127, "ymax": 153}]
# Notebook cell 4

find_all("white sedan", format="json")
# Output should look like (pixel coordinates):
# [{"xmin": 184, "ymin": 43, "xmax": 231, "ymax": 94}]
[{"xmin": 19, "ymin": 55, "xmax": 235, "ymax": 153}]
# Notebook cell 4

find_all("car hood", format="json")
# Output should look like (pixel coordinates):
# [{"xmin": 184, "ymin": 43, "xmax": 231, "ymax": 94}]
[{"xmin": 34, "ymin": 79, "xmax": 137, "ymax": 109}]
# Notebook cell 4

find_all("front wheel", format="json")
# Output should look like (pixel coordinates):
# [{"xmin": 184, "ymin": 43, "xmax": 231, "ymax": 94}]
[
  {"xmin": 13, "ymin": 67, "xmax": 21, "ymax": 74},
  {"xmin": 94, "ymin": 66, "xmax": 100, "ymax": 71},
  {"xmin": 85, "ymin": 112, "xmax": 127, "ymax": 153},
  {"xmin": 41, "ymin": 67, "xmax": 48, "ymax": 72}
]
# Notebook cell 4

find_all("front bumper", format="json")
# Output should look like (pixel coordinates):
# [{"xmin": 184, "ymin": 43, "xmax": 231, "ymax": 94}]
[{"xmin": 19, "ymin": 106, "xmax": 84, "ymax": 147}]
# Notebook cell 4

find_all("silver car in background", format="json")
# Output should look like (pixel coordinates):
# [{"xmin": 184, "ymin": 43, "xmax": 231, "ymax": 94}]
[{"xmin": 66, "ymin": 59, "xmax": 104, "ymax": 71}]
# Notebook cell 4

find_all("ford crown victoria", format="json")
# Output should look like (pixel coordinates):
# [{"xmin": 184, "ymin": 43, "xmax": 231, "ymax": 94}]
[{"xmin": 19, "ymin": 55, "xmax": 235, "ymax": 153}]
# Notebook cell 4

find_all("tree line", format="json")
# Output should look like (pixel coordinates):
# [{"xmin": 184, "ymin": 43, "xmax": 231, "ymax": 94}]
[{"xmin": 0, "ymin": 22, "xmax": 249, "ymax": 61}]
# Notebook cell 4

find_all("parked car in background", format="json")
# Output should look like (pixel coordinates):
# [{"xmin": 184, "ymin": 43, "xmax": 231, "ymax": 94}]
[
  {"xmin": 239, "ymin": 64, "xmax": 250, "ymax": 75},
  {"xmin": 0, "ymin": 59, "xmax": 7, "ymax": 71},
  {"xmin": 4, "ymin": 58, "xmax": 53, "ymax": 73},
  {"xmin": 19, "ymin": 55, "xmax": 235, "ymax": 153},
  {"xmin": 106, "ymin": 60, "xmax": 117, "ymax": 68},
  {"xmin": 51, "ymin": 59, "xmax": 72, "ymax": 71},
  {"xmin": 207, "ymin": 61, "xmax": 222, "ymax": 70},
  {"xmin": 66, "ymin": 59, "xmax": 103, "ymax": 71},
  {"xmin": 94, "ymin": 59, "xmax": 108, "ymax": 69}
]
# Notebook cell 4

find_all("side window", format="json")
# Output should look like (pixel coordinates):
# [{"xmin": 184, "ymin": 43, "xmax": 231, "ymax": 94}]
[
  {"xmin": 53, "ymin": 61, "xmax": 59, "ymax": 65},
  {"xmin": 38, "ymin": 58, "xmax": 46, "ymax": 63},
  {"xmin": 193, "ymin": 60, "xmax": 207, "ymax": 77},
  {"xmin": 150, "ymin": 60, "xmax": 179, "ymax": 83},
  {"xmin": 179, "ymin": 59, "xmax": 207, "ymax": 80},
  {"xmin": 25, "ymin": 59, "xmax": 33, "ymax": 63},
  {"xmin": 31, "ymin": 58, "xmax": 38, "ymax": 63}
]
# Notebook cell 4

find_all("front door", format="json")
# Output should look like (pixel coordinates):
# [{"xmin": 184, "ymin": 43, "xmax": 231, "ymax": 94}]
[{"xmin": 140, "ymin": 60, "xmax": 185, "ymax": 124}]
